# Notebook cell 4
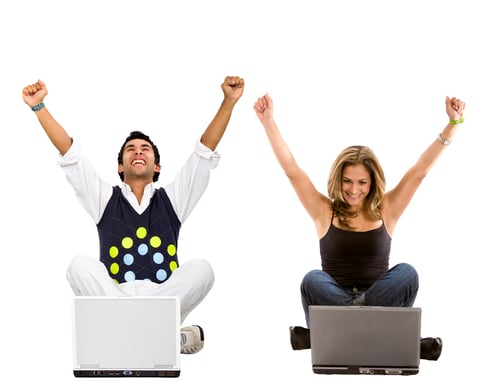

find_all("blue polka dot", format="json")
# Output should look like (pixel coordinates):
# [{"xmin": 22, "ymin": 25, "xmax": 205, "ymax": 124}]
[
  {"xmin": 123, "ymin": 253, "xmax": 134, "ymax": 266},
  {"xmin": 138, "ymin": 243, "xmax": 148, "ymax": 256},
  {"xmin": 153, "ymin": 252, "xmax": 164, "ymax": 264},
  {"xmin": 124, "ymin": 271, "xmax": 136, "ymax": 282},
  {"xmin": 156, "ymin": 269, "xmax": 167, "ymax": 282}
]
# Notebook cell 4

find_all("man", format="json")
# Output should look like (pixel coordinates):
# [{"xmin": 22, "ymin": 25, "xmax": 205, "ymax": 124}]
[{"xmin": 22, "ymin": 76, "xmax": 244, "ymax": 354}]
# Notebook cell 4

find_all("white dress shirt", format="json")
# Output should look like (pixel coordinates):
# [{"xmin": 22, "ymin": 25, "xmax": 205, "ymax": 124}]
[{"xmin": 58, "ymin": 139, "xmax": 220, "ymax": 224}]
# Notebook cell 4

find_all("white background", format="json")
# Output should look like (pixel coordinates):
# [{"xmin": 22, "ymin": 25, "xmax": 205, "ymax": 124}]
[{"xmin": 1, "ymin": 1, "xmax": 498, "ymax": 384}]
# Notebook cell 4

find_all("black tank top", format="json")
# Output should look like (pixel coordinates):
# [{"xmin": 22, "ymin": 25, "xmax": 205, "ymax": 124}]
[{"xmin": 319, "ymin": 221, "xmax": 391, "ymax": 288}]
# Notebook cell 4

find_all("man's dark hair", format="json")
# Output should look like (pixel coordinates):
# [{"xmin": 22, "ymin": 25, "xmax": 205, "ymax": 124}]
[{"xmin": 117, "ymin": 131, "xmax": 161, "ymax": 182}]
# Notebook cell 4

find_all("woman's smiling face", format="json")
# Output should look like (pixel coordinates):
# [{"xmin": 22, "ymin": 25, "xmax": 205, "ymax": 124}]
[{"xmin": 341, "ymin": 164, "xmax": 371, "ymax": 209}]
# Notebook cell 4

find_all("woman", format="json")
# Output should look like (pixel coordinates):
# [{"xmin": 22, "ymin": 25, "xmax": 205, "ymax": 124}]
[{"xmin": 253, "ymin": 93, "xmax": 465, "ymax": 360}]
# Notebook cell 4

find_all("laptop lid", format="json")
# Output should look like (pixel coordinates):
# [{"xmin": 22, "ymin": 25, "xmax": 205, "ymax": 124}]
[
  {"xmin": 309, "ymin": 305, "xmax": 421, "ymax": 375},
  {"xmin": 72, "ymin": 296, "xmax": 180, "ymax": 377}
]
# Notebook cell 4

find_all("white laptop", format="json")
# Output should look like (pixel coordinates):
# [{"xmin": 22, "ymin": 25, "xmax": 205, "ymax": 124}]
[
  {"xmin": 72, "ymin": 296, "xmax": 181, "ymax": 377},
  {"xmin": 309, "ymin": 305, "xmax": 421, "ymax": 375}
]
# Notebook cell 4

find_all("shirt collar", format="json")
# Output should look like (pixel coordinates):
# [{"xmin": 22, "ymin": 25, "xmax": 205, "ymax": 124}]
[{"xmin": 120, "ymin": 182, "xmax": 156, "ymax": 205}]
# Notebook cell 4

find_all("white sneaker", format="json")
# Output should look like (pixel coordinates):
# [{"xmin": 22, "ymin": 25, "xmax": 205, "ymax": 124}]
[{"xmin": 180, "ymin": 325, "xmax": 204, "ymax": 354}]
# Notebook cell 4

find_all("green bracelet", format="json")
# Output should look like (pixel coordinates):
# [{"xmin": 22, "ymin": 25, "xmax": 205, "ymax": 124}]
[{"xmin": 449, "ymin": 117, "xmax": 464, "ymax": 125}]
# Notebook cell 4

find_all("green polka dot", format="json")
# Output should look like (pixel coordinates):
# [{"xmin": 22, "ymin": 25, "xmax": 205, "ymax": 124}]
[
  {"xmin": 122, "ymin": 237, "xmax": 133, "ymax": 249},
  {"xmin": 167, "ymin": 244, "xmax": 176, "ymax": 256},
  {"xmin": 109, "ymin": 246, "xmax": 119, "ymax": 258},
  {"xmin": 113, "ymin": 278, "xmax": 119, "ymax": 284},
  {"xmin": 110, "ymin": 262, "xmax": 120, "ymax": 275},
  {"xmin": 136, "ymin": 227, "xmax": 147, "ymax": 239},
  {"xmin": 150, "ymin": 236, "xmax": 161, "ymax": 248},
  {"xmin": 169, "ymin": 260, "xmax": 178, "ymax": 272}
]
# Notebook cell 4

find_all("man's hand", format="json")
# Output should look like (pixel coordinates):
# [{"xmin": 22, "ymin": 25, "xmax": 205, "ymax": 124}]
[
  {"xmin": 221, "ymin": 76, "xmax": 244, "ymax": 104},
  {"xmin": 22, "ymin": 80, "xmax": 48, "ymax": 107}
]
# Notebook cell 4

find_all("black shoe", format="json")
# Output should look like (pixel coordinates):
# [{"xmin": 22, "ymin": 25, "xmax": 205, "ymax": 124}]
[
  {"xmin": 290, "ymin": 326, "xmax": 311, "ymax": 350},
  {"xmin": 420, "ymin": 337, "xmax": 442, "ymax": 360}
]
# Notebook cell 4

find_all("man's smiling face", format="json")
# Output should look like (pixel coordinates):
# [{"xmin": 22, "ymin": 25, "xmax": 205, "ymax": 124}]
[{"xmin": 118, "ymin": 139, "xmax": 161, "ymax": 183}]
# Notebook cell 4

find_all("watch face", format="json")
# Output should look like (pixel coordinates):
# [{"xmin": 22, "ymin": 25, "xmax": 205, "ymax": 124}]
[{"xmin": 438, "ymin": 134, "xmax": 451, "ymax": 145}]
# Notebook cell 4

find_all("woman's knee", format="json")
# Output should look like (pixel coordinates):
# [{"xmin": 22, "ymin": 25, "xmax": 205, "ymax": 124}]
[
  {"xmin": 301, "ymin": 269, "xmax": 321, "ymax": 286},
  {"xmin": 391, "ymin": 262, "xmax": 419, "ymax": 295},
  {"xmin": 392, "ymin": 262, "xmax": 418, "ymax": 279},
  {"xmin": 300, "ymin": 269, "xmax": 329, "ymax": 294}
]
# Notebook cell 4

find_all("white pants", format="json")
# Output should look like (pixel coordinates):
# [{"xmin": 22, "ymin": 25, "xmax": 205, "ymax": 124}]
[{"xmin": 66, "ymin": 255, "xmax": 215, "ymax": 323}]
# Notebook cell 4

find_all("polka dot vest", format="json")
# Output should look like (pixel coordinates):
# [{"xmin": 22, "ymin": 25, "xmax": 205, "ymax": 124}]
[{"xmin": 97, "ymin": 186, "xmax": 181, "ymax": 284}]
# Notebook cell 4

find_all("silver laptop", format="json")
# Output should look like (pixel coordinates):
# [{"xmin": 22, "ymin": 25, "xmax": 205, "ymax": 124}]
[
  {"xmin": 309, "ymin": 305, "xmax": 421, "ymax": 375},
  {"xmin": 72, "ymin": 296, "xmax": 181, "ymax": 377}
]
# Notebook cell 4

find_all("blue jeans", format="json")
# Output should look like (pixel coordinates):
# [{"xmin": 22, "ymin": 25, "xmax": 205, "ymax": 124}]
[{"xmin": 300, "ymin": 263, "xmax": 419, "ymax": 327}]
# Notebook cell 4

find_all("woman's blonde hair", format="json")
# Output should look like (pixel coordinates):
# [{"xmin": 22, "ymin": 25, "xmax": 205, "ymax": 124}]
[{"xmin": 327, "ymin": 145, "xmax": 386, "ymax": 228}]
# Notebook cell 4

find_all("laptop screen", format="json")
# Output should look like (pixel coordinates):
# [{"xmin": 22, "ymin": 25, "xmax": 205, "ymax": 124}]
[
  {"xmin": 309, "ymin": 306, "xmax": 421, "ymax": 375},
  {"xmin": 72, "ymin": 296, "xmax": 180, "ymax": 377}
]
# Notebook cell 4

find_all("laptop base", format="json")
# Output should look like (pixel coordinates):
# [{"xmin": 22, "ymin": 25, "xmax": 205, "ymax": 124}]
[
  {"xmin": 74, "ymin": 369, "xmax": 180, "ymax": 378},
  {"xmin": 313, "ymin": 365, "xmax": 418, "ymax": 376}
]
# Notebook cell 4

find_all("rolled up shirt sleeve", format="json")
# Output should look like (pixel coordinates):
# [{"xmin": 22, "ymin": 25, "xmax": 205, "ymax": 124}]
[
  {"xmin": 58, "ymin": 140, "xmax": 113, "ymax": 224},
  {"xmin": 165, "ymin": 140, "xmax": 221, "ymax": 223}
]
